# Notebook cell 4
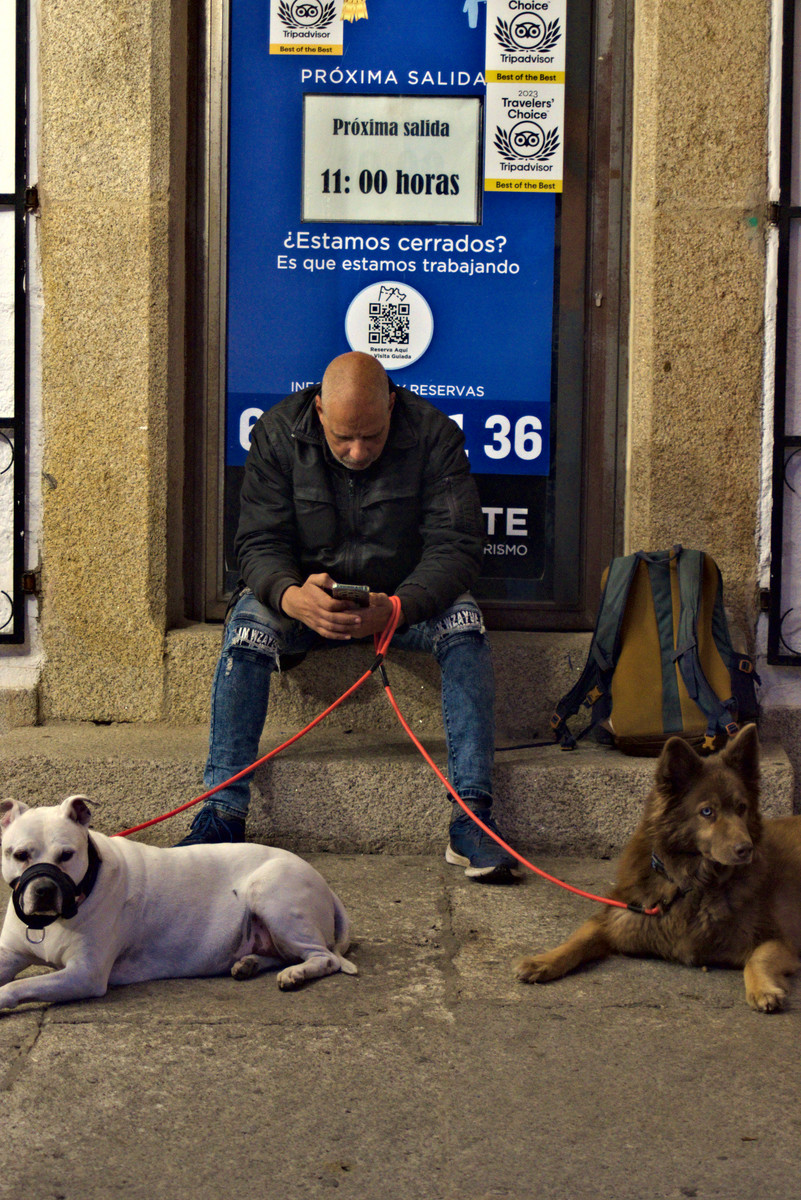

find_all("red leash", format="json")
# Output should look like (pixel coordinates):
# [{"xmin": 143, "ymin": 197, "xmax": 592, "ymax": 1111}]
[
  {"xmin": 113, "ymin": 602, "xmax": 405, "ymax": 839},
  {"xmin": 114, "ymin": 596, "xmax": 659, "ymax": 916}
]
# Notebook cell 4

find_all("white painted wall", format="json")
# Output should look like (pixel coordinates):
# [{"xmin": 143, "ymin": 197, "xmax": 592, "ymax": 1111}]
[
  {"xmin": 0, "ymin": 0, "xmax": 16, "ymax": 625},
  {"xmin": 757, "ymin": 0, "xmax": 801, "ymax": 704},
  {"xmin": 0, "ymin": 0, "xmax": 43, "ymax": 689}
]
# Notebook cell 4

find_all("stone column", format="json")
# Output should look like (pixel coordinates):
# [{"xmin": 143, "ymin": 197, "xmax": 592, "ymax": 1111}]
[
  {"xmin": 38, "ymin": 0, "xmax": 187, "ymax": 720},
  {"xmin": 626, "ymin": 0, "xmax": 770, "ymax": 634}
]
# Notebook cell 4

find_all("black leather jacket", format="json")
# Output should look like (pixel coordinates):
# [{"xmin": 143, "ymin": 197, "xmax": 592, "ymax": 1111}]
[{"xmin": 235, "ymin": 384, "xmax": 485, "ymax": 627}]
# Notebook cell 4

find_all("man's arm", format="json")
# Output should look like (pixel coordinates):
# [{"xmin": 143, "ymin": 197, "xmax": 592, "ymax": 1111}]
[
  {"xmin": 234, "ymin": 419, "xmax": 309, "ymax": 611},
  {"xmin": 392, "ymin": 415, "xmax": 485, "ymax": 626}
]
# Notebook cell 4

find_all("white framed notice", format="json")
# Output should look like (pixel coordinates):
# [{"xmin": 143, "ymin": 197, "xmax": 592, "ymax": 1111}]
[{"xmin": 302, "ymin": 93, "xmax": 483, "ymax": 224}]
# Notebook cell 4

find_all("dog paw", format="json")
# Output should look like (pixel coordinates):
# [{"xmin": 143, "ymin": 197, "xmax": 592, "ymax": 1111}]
[
  {"xmin": 276, "ymin": 965, "xmax": 304, "ymax": 990},
  {"xmin": 515, "ymin": 954, "xmax": 559, "ymax": 984},
  {"xmin": 747, "ymin": 985, "xmax": 787, "ymax": 1013},
  {"xmin": 231, "ymin": 955, "xmax": 261, "ymax": 981}
]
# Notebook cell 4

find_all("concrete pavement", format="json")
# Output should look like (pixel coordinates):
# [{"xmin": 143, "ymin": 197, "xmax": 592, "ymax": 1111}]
[{"xmin": 1, "ymin": 851, "xmax": 799, "ymax": 1200}]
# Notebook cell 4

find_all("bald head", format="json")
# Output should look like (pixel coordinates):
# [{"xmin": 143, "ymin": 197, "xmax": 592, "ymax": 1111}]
[
  {"xmin": 315, "ymin": 352, "xmax": 395, "ymax": 470},
  {"xmin": 320, "ymin": 352, "xmax": 391, "ymax": 406}
]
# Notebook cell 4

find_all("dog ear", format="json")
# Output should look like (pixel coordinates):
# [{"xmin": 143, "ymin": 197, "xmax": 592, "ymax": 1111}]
[
  {"xmin": 720, "ymin": 723, "xmax": 760, "ymax": 790},
  {"xmin": 0, "ymin": 798, "xmax": 29, "ymax": 831},
  {"xmin": 656, "ymin": 736, "xmax": 704, "ymax": 802},
  {"xmin": 60, "ymin": 795, "xmax": 93, "ymax": 827}
]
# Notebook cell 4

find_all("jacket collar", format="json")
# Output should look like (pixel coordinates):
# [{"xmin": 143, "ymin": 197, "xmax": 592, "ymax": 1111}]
[{"xmin": 290, "ymin": 382, "xmax": 419, "ymax": 452}]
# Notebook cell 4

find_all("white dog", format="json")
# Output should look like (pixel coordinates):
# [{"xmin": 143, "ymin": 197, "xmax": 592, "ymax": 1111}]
[{"xmin": 0, "ymin": 795, "xmax": 357, "ymax": 1012}]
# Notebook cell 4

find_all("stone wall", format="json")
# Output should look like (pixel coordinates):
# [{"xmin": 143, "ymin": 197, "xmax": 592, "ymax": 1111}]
[
  {"xmin": 29, "ymin": 0, "xmax": 774, "ymax": 722},
  {"xmin": 626, "ymin": 0, "xmax": 770, "ymax": 641}
]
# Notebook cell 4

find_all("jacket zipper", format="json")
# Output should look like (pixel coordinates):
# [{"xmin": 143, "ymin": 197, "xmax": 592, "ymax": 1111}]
[{"xmin": 344, "ymin": 472, "xmax": 359, "ymax": 580}]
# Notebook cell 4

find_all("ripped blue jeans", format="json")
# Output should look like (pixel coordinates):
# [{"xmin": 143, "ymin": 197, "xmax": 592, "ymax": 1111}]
[{"xmin": 204, "ymin": 588, "xmax": 496, "ymax": 820}]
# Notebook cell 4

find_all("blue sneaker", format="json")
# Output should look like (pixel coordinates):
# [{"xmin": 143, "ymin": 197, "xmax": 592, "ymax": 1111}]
[
  {"xmin": 174, "ymin": 805, "xmax": 246, "ymax": 846},
  {"xmin": 446, "ymin": 808, "xmax": 523, "ymax": 883}
]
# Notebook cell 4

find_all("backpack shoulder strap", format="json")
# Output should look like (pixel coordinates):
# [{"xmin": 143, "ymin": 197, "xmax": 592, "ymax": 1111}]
[
  {"xmin": 673, "ymin": 549, "xmax": 739, "ymax": 747},
  {"xmin": 550, "ymin": 552, "xmax": 644, "ymax": 747},
  {"xmin": 707, "ymin": 557, "xmax": 761, "ymax": 723}
]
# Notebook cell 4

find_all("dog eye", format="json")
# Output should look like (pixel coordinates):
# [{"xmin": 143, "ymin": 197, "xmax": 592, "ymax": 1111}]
[
  {"xmin": 737, "ymin": 802, "xmax": 747, "ymax": 816},
  {"xmin": 699, "ymin": 806, "xmax": 715, "ymax": 819},
  {"xmin": 12, "ymin": 849, "xmax": 29, "ymax": 862},
  {"xmin": 57, "ymin": 849, "xmax": 74, "ymax": 864}
]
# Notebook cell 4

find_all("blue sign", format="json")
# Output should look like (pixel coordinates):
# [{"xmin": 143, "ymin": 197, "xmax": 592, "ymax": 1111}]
[{"xmin": 226, "ymin": 0, "xmax": 557, "ymax": 481}]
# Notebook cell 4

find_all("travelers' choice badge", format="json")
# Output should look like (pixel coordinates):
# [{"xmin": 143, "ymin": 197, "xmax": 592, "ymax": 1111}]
[
  {"xmin": 485, "ymin": 0, "xmax": 566, "ymax": 82},
  {"xmin": 345, "ymin": 282, "xmax": 434, "ymax": 369},
  {"xmin": 484, "ymin": 83, "xmax": 564, "ymax": 192},
  {"xmin": 483, "ymin": 0, "xmax": 566, "ymax": 191},
  {"xmin": 270, "ymin": 0, "xmax": 344, "ymax": 54}
]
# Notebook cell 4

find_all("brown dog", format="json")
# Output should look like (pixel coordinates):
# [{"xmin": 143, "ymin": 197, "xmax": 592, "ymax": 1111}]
[{"xmin": 515, "ymin": 725, "xmax": 801, "ymax": 1012}]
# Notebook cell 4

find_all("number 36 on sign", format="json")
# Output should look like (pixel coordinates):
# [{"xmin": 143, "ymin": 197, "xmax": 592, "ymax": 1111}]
[{"xmin": 448, "ymin": 402, "xmax": 550, "ymax": 476}]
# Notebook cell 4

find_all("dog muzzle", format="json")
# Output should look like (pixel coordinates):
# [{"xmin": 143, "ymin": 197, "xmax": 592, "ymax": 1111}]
[{"xmin": 11, "ymin": 837, "xmax": 101, "ymax": 930}]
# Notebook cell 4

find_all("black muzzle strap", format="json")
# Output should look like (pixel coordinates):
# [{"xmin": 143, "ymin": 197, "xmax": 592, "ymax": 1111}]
[{"xmin": 11, "ymin": 835, "xmax": 102, "ymax": 930}]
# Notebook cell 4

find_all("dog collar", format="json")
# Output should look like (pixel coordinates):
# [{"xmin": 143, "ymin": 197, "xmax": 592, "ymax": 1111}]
[
  {"xmin": 76, "ymin": 834, "xmax": 102, "ymax": 905},
  {"xmin": 11, "ymin": 835, "xmax": 102, "ymax": 930},
  {"xmin": 650, "ymin": 850, "xmax": 694, "ymax": 913},
  {"xmin": 650, "ymin": 851, "xmax": 671, "ymax": 880}
]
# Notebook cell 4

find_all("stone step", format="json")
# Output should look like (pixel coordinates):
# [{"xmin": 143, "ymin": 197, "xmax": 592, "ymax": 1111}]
[
  {"xmin": 0, "ymin": 722, "xmax": 792, "ymax": 858},
  {"xmin": 164, "ymin": 625, "xmax": 595, "ymax": 739}
]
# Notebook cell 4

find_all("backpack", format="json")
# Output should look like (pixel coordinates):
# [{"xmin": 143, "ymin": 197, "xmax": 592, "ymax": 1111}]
[{"xmin": 550, "ymin": 547, "xmax": 760, "ymax": 756}]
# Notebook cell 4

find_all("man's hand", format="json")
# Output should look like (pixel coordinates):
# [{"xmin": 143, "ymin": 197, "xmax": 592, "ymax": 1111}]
[
  {"xmin": 346, "ymin": 591, "xmax": 399, "ymax": 640},
  {"xmin": 280, "ymin": 574, "xmax": 400, "ymax": 641}
]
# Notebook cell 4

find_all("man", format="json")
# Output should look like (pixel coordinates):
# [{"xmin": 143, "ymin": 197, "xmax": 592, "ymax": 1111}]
[{"xmin": 179, "ymin": 351, "xmax": 520, "ymax": 882}]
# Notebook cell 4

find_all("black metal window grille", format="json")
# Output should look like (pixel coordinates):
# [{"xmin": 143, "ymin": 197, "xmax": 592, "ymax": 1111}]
[
  {"xmin": 0, "ymin": 0, "xmax": 28, "ymax": 644},
  {"xmin": 769, "ymin": 0, "xmax": 801, "ymax": 662}
]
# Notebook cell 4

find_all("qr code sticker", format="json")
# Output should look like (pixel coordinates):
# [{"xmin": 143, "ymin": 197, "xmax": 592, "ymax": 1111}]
[{"xmin": 368, "ymin": 301, "xmax": 410, "ymax": 346}]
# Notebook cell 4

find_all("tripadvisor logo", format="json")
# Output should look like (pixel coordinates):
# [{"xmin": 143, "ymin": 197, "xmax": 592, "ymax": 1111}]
[
  {"xmin": 494, "ymin": 13, "xmax": 561, "ymax": 53},
  {"xmin": 495, "ymin": 121, "xmax": 560, "ymax": 163},
  {"xmin": 278, "ymin": 0, "xmax": 336, "ymax": 30}
]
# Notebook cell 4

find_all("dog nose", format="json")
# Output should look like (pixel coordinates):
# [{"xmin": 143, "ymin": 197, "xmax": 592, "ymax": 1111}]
[
  {"xmin": 733, "ymin": 842, "xmax": 753, "ymax": 862},
  {"xmin": 31, "ymin": 880, "xmax": 58, "ymax": 907}
]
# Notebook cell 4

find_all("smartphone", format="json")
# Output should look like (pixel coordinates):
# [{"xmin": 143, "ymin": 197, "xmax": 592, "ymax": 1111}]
[{"xmin": 331, "ymin": 583, "xmax": 370, "ymax": 607}]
